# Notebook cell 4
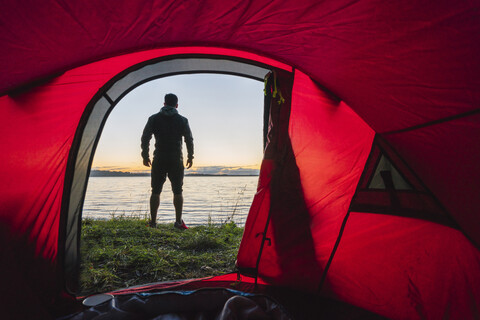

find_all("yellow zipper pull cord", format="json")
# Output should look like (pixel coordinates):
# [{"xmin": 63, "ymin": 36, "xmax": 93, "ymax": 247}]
[
  {"xmin": 277, "ymin": 90, "xmax": 285, "ymax": 105},
  {"xmin": 265, "ymin": 71, "xmax": 285, "ymax": 104},
  {"xmin": 264, "ymin": 72, "xmax": 271, "ymax": 96},
  {"xmin": 272, "ymin": 71, "xmax": 285, "ymax": 104},
  {"xmin": 272, "ymin": 71, "xmax": 278, "ymax": 99}
]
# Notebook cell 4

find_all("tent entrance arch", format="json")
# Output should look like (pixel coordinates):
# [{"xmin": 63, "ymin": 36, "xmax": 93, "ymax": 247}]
[{"xmin": 61, "ymin": 55, "xmax": 277, "ymax": 293}]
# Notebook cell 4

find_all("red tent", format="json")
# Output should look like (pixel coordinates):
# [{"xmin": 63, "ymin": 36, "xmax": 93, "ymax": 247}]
[{"xmin": 0, "ymin": 1, "xmax": 479, "ymax": 319}]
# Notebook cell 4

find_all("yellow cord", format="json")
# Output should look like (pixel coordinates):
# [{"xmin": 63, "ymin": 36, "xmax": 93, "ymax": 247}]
[
  {"xmin": 265, "ymin": 71, "xmax": 285, "ymax": 104},
  {"xmin": 272, "ymin": 72, "xmax": 285, "ymax": 104}
]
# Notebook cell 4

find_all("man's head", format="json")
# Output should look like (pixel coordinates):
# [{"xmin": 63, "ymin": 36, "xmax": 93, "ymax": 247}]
[{"xmin": 164, "ymin": 93, "xmax": 178, "ymax": 107}]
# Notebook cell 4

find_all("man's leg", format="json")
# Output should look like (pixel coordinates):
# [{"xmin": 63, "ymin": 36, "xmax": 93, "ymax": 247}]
[
  {"xmin": 150, "ymin": 158, "xmax": 166, "ymax": 227},
  {"xmin": 170, "ymin": 158, "xmax": 187, "ymax": 229},
  {"xmin": 173, "ymin": 193, "xmax": 183, "ymax": 224},
  {"xmin": 150, "ymin": 193, "xmax": 160, "ymax": 227}
]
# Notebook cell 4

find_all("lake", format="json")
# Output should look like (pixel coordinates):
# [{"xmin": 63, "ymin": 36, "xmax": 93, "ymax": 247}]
[{"xmin": 83, "ymin": 176, "xmax": 259, "ymax": 227}]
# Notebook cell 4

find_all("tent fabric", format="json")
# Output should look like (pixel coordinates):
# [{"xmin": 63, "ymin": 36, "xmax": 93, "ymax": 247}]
[
  {"xmin": 239, "ymin": 70, "xmax": 325, "ymax": 291},
  {"xmin": 289, "ymin": 70, "xmax": 375, "ymax": 259},
  {"xmin": 238, "ymin": 69, "xmax": 480, "ymax": 318},
  {"xmin": 1, "ymin": 1, "xmax": 480, "ymax": 319},
  {"xmin": 239, "ymin": 69, "xmax": 375, "ymax": 290},
  {"xmin": 384, "ymin": 114, "xmax": 480, "ymax": 245},
  {"xmin": 2, "ymin": 0, "xmax": 478, "ymax": 246},
  {"xmin": 288, "ymin": 70, "xmax": 375, "ymax": 291},
  {"xmin": 350, "ymin": 137, "xmax": 453, "ymax": 226},
  {"xmin": 325, "ymin": 212, "xmax": 480, "ymax": 319}
]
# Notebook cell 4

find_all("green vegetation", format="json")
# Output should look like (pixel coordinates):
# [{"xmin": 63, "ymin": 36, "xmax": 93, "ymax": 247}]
[{"xmin": 79, "ymin": 217, "xmax": 244, "ymax": 296}]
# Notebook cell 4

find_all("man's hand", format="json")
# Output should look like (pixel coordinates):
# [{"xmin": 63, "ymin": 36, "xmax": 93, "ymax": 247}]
[
  {"xmin": 143, "ymin": 159, "xmax": 151, "ymax": 167},
  {"xmin": 186, "ymin": 158, "xmax": 193, "ymax": 169}
]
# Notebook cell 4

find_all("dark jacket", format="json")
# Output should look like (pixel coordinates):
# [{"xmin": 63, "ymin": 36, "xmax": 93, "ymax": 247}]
[{"xmin": 141, "ymin": 106, "xmax": 194, "ymax": 161}]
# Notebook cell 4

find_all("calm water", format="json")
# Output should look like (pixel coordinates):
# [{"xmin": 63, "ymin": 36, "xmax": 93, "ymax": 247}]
[{"xmin": 83, "ymin": 176, "xmax": 259, "ymax": 226}]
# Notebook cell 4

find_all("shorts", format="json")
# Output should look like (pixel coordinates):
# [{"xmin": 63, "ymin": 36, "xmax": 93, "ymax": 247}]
[{"xmin": 151, "ymin": 156, "xmax": 184, "ymax": 195}]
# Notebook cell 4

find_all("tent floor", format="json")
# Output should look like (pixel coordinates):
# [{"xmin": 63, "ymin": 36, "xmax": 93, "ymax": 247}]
[{"xmin": 65, "ymin": 274, "xmax": 386, "ymax": 319}]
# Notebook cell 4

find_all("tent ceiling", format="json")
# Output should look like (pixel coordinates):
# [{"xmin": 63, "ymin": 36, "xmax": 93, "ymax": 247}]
[{"xmin": 1, "ymin": 1, "xmax": 478, "ymax": 131}]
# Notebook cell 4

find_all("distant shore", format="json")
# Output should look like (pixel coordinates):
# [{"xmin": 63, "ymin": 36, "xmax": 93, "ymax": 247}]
[
  {"xmin": 90, "ymin": 170, "xmax": 149, "ymax": 177},
  {"xmin": 90, "ymin": 170, "xmax": 258, "ymax": 177}
]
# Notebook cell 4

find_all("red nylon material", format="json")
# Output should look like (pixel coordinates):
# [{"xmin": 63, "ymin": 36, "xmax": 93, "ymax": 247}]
[
  {"xmin": 0, "ymin": 50, "xmax": 150, "ymax": 261},
  {"xmin": 236, "ymin": 159, "xmax": 273, "ymax": 274},
  {"xmin": 1, "ymin": 1, "xmax": 478, "ymax": 128},
  {"xmin": 1, "ymin": 83, "xmax": 86, "ymax": 261},
  {"xmin": 289, "ymin": 71, "xmax": 374, "ymax": 268},
  {"xmin": 239, "ymin": 70, "xmax": 323, "ymax": 291},
  {"xmin": 326, "ymin": 212, "xmax": 480, "ymax": 319},
  {"xmin": 238, "ymin": 70, "xmax": 375, "ymax": 291},
  {"xmin": 384, "ymin": 113, "xmax": 480, "ymax": 247},
  {"xmin": 108, "ymin": 273, "xmax": 266, "ymax": 296}
]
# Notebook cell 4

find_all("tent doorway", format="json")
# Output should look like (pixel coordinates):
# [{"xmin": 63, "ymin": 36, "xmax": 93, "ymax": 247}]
[
  {"xmin": 79, "ymin": 73, "xmax": 266, "ymax": 294},
  {"xmin": 62, "ymin": 57, "xmax": 276, "ymax": 293}
]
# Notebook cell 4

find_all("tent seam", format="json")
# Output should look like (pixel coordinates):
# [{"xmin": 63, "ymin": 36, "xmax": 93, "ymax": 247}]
[{"xmin": 382, "ymin": 108, "xmax": 480, "ymax": 135}]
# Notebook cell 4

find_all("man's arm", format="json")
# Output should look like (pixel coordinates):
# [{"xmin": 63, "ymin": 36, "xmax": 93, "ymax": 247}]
[
  {"xmin": 141, "ymin": 118, "xmax": 153, "ymax": 167},
  {"xmin": 183, "ymin": 118, "xmax": 194, "ymax": 169}
]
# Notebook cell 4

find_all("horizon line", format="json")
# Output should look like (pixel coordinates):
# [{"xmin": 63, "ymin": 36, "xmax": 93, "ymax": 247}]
[{"xmin": 92, "ymin": 164, "xmax": 261, "ymax": 173}]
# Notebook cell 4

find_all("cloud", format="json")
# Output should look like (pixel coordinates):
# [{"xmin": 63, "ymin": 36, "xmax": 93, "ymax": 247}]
[{"xmin": 188, "ymin": 166, "xmax": 259, "ymax": 175}]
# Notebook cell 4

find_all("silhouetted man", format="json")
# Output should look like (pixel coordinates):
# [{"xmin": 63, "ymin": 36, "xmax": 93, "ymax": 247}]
[{"xmin": 141, "ymin": 93, "xmax": 194, "ymax": 229}]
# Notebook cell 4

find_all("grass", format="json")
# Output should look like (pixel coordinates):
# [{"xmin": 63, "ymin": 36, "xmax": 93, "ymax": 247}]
[{"xmin": 79, "ymin": 217, "xmax": 244, "ymax": 296}]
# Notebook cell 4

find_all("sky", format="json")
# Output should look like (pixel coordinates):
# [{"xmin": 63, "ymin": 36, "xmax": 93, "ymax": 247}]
[{"xmin": 92, "ymin": 73, "xmax": 265, "ymax": 174}]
